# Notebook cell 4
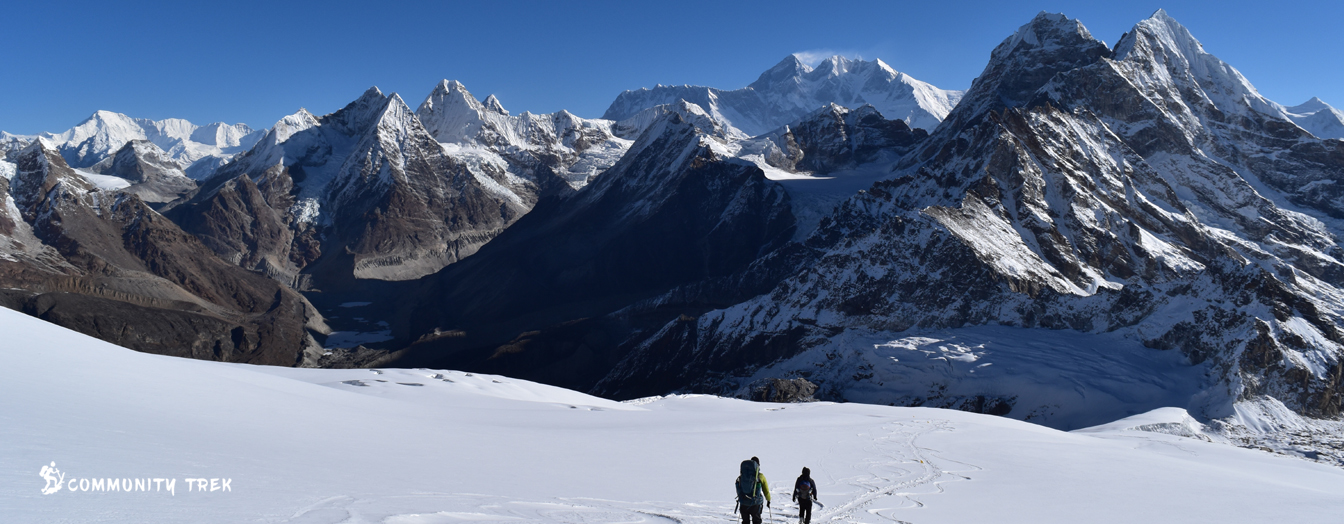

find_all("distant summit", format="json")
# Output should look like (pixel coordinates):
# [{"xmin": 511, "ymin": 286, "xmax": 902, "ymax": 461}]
[{"xmin": 603, "ymin": 55, "xmax": 963, "ymax": 135}]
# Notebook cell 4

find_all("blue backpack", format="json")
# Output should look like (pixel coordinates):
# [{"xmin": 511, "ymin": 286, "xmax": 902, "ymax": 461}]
[{"xmin": 735, "ymin": 460, "xmax": 764, "ymax": 506}]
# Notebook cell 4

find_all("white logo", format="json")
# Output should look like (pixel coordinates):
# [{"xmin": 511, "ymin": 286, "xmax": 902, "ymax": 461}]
[
  {"xmin": 36, "ymin": 462, "xmax": 230, "ymax": 496},
  {"xmin": 40, "ymin": 462, "xmax": 65, "ymax": 495}
]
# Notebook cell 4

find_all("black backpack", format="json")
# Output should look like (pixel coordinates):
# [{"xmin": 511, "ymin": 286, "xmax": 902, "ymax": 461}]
[{"xmin": 735, "ymin": 460, "xmax": 763, "ymax": 506}]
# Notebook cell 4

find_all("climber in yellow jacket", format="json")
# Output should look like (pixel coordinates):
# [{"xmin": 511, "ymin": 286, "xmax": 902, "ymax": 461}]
[{"xmin": 735, "ymin": 456, "xmax": 771, "ymax": 524}]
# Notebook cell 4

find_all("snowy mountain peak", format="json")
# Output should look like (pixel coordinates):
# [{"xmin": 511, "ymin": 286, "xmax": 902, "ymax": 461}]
[
  {"xmin": 1113, "ymin": 9, "xmax": 1283, "ymax": 120},
  {"xmin": 324, "ymin": 87, "xmax": 392, "ymax": 137},
  {"xmin": 941, "ymin": 11, "xmax": 1109, "ymax": 130},
  {"xmin": 760, "ymin": 54, "xmax": 809, "ymax": 85},
  {"xmin": 1289, "ymin": 97, "xmax": 1331, "ymax": 113},
  {"xmin": 272, "ymin": 108, "xmax": 320, "ymax": 143},
  {"xmin": 359, "ymin": 86, "xmax": 385, "ymax": 101},
  {"xmin": 998, "ymin": 12, "xmax": 1098, "ymax": 61},
  {"xmin": 1284, "ymin": 96, "xmax": 1344, "ymax": 139},
  {"xmin": 483, "ymin": 94, "xmax": 508, "ymax": 115},
  {"xmin": 378, "ymin": 93, "xmax": 419, "ymax": 129},
  {"xmin": 417, "ymin": 79, "xmax": 488, "ymax": 143},
  {"xmin": 812, "ymin": 55, "xmax": 851, "ymax": 76},
  {"xmin": 1115, "ymin": 9, "xmax": 1208, "ymax": 63}
]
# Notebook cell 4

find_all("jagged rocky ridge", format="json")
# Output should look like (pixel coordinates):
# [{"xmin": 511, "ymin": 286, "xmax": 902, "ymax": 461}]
[{"xmin": 592, "ymin": 11, "xmax": 1344, "ymax": 442}]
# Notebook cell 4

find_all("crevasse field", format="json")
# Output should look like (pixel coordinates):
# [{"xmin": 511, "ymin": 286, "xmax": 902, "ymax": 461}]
[{"xmin": 3, "ymin": 307, "xmax": 1342, "ymax": 523}]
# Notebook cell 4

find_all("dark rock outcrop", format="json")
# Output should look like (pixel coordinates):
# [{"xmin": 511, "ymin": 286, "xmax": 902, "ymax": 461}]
[{"xmin": 749, "ymin": 378, "xmax": 818, "ymax": 403}]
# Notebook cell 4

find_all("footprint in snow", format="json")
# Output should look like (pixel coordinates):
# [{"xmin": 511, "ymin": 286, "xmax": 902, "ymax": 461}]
[
  {"xmin": 341, "ymin": 380, "xmax": 368, "ymax": 387},
  {"xmin": 397, "ymin": 383, "xmax": 423, "ymax": 387}
]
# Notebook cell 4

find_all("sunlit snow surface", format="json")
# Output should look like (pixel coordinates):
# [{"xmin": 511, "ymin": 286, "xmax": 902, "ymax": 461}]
[
  {"xmin": 71, "ymin": 168, "xmax": 132, "ymax": 191},
  {"xmin": 3, "ymin": 307, "xmax": 1342, "ymax": 523}
]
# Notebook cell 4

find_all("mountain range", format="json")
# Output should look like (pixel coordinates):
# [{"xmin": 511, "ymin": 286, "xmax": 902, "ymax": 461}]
[{"xmin": 4, "ymin": 9, "xmax": 1344, "ymax": 464}]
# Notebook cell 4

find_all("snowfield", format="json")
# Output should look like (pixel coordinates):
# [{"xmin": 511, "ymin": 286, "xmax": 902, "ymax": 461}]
[{"xmin": 3, "ymin": 306, "xmax": 1342, "ymax": 523}]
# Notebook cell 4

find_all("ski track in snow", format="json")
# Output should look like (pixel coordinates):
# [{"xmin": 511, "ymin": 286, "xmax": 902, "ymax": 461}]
[{"xmin": 280, "ymin": 420, "xmax": 968, "ymax": 524}]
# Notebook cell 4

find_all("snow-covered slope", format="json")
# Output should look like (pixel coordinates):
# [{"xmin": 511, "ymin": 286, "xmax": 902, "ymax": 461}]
[
  {"xmin": 604, "ymin": 55, "xmax": 963, "ymax": 135},
  {"xmin": 4, "ymin": 306, "xmax": 1343, "ymax": 523},
  {"xmin": 5, "ymin": 111, "xmax": 265, "ymax": 179}
]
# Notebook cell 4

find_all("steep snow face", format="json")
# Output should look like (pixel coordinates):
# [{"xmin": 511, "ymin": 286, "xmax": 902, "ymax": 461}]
[
  {"xmin": 603, "ymin": 55, "xmax": 964, "ymax": 135},
  {"xmin": 1284, "ymin": 97, "xmax": 1344, "ymax": 140},
  {"xmin": 16, "ymin": 110, "xmax": 265, "ymax": 180},
  {"xmin": 416, "ymin": 80, "xmax": 487, "ymax": 144},
  {"xmin": 1112, "ymin": 9, "xmax": 1284, "ymax": 122},
  {"xmin": 415, "ymin": 80, "xmax": 632, "ymax": 192},
  {"xmin": 750, "ymin": 56, "xmax": 963, "ymax": 133},
  {"xmin": 6, "ymin": 307, "xmax": 1344, "ymax": 523},
  {"xmin": 1110, "ymin": 9, "xmax": 1344, "ymax": 143}
]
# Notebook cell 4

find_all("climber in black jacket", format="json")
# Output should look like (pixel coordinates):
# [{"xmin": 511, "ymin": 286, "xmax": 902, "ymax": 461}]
[{"xmin": 793, "ymin": 467, "xmax": 818, "ymax": 524}]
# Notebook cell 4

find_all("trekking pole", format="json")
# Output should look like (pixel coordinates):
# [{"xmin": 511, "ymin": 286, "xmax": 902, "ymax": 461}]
[{"xmin": 768, "ymin": 502, "xmax": 774, "ymax": 524}]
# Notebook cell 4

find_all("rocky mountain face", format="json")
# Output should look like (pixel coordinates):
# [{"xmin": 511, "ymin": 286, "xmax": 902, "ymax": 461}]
[
  {"xmin": 593, "ymin": 11, "xmax": 1344, "ymax": 439},
  {"xmin": 0, "ymin": 141, "xmax": 325, "ymax": 365},
  {"xmin": 604, "ymin": 55, "xmax": 963, "ymax": 136},
  {"xmin": 167, "ymin": 82, "xmax": 634, "ymax": 285},
  {"xmin": 89, "ymin": 140, "xmax": 197, "ymax": 205},
  {"xmin": 166, "ymin": 87, "xmax": 534, "ymax": 283},
  {"xmin": 753, "ymin": 103, "xmax": 926, "ymax": 173},
  {"xmin": 387, "ymin": 102, "xmax": 797, "ymax": 390}
]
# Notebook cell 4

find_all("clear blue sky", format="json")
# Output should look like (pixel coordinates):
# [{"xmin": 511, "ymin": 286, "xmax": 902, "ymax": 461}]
[{"xmin": 3, "ymin": 0, "xmax": 1340, "ymax": 135}]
